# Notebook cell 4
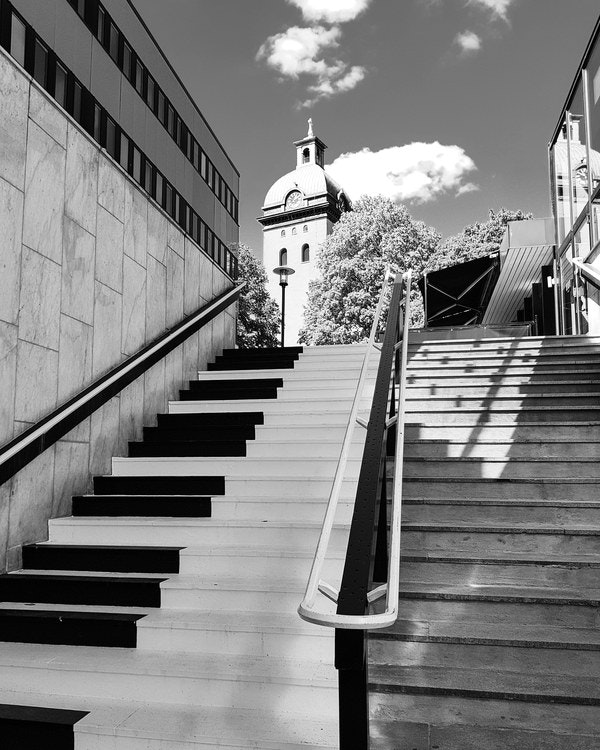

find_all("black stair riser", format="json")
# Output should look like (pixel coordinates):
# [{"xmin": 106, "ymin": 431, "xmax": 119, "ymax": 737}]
[
  {"xmin": 221, "ymin": 346, "xmax": 303, "ymax": 356},
  {"xmin": 143, "ymin": 426, "xmax": 256, "ymax": 442},
  {"xmin": 215, "ymin": 353, "xmax": 299, "ymax": 363},
  {"xmin": 207, "ymin": 361, "xmax": 296, "ymax": 371},
  {"xmin": 0, "ymin": 576, "xmax": 164, "ymax": 607},
  {"xmin": 0, "ymin": 610, "xmax": 142, "ymax": 647},
  {"xmin": 178, "ymin": 388, "xmax": 279, "ymax": 400},
  {"xmin": 72, "ymin": 497, "xmax": 211, "ymax": 517},
  {"xmin": 0, "ymin": 705, "xmax": 87, "ymax": 749},
  {"xmin": 93, "ymin": 476, "xmax": 224, "ymax": 495},
  {"xmin": 22, "ymin": 544, "xmax": 181, "ymax": 573},
  {"xmin": 156, "ymin": 412, "xmax": 264, "ymax": 428},
  {"xmin": 128, "ymin": 441, "xmax": 246, "ymax": 458},
  {"xmin": 188, "ymin": 378, "xmax": 283, "ymax": 390}
]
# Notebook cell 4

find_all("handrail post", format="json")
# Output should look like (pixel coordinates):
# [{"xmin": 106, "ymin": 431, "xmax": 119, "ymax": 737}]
[{"xmin": 336, "ymin": 629, "xmax": 369, "ymax": 749}]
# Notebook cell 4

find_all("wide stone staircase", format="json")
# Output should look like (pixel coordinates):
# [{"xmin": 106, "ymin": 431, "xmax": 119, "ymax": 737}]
[
  {"xmin": 369, "ymin": 334, "xmax": 600, "ymax": 749},
  {"xmin": 1, "ymin": 334, "xmax": 599, "ymax": 749},
  {"xmin": 0, "ymin": 343, "xmax": 374, "ymax": 748}
]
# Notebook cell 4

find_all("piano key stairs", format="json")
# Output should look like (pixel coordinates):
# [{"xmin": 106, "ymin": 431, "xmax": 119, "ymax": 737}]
[{"xmin": 0, "ymin": 343, "xmax": 374, "ymax": 749}]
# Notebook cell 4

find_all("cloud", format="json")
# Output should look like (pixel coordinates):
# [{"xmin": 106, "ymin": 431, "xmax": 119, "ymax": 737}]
[
  {"xmin": 454, "ymin": 30, "xmax": 482, "ymax": 55},
  {"xmin": 257, "ymin": 26, "xmax": 366, "ymax": 106},
  {"xmin": 327, "ymin": 142, "xmax": 478, "ymax": 204},
  {"xmin": 286, "ymin": 0, "xmax": 372, "ymax": 24},
  {"xmin": 466, "ymin": 0, "xmax": 515, "ymax": 22}
]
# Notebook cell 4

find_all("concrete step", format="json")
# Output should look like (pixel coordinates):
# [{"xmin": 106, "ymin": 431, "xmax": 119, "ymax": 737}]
[
  {"xmin": 405, "ymin": 407, "xmax": 600, "ymax": 424},
  {"xmin": 397, "ymin": 559, "xmax": 600, "ymax": 590},
  {"xmin": 403, "ymin": 456, "xmax": 600, "ymax": 479},
  {"xmin": 111, "ymin": 455, "xmax": 360, "ymax": 479},
  {"xmin": 0, "ymin": 689, "xmax": 338, "ymax": 749},
  {"xmin": 211, "ymin": 496, "xmax": 352, "ymax": 523},
  {"xmin": 401, "ymin": 524, "xmax": 600, "ymax": 557},
  {"xmin": 407, "ymin": 334, "xmax": 600, "ymax": 351},
  {"xmin": 405, "ymin": 394, "xmax": 600, "ymax": 409},
  {"xmin": 370, "ymin": 693, "xmax": 600, "ymax": 750},
  {"xmin": 48, "ymin": 517, "xmax": 350, "ymax": 550},
  {"xmin": 404, "ymin": 439, "xmax": 600, "ymax": 458},
  {"xmin": 403, "ymin": 477, "xmax": 600, "ymax": 501},
  {"xmin": 178, "ymin": 544, "xmax": 344, "ymax": 580},
  {"xmin": 407, "ymin": 381, "xmax": 600, "ymax": 396},
  {"xmin": 402, "ymin": 502, "xmax": 600, "ymax": 526},
  {"xmin": 158, "ymin": 574, "xmax": 312, "ymax": 613},
  {"xmin": 0, "ymin": 643, "xmax": 338, "ymax": 716},
  {"xmin": 407, "ymin": 350, "xmax": 600, "ymax": 364},
  {"xmin": 406, "ymin": 368, "xmax": 600, "ymax": 382},
  {"xmin": 369, "ymin": 637, "xmax": 600, "ymax": 676},
  {"xmin": 403, "ymin": 423, "xmax": 600, "ymax": 441},
  {"xmin": 137, "ymin": 609, "xmax": 335, "ymax": 661}
]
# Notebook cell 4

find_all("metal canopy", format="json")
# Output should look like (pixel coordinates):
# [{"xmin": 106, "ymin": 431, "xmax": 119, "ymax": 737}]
[{"xmin": 420, "ymin": 254, "xmax": 500, "ymax": 328}]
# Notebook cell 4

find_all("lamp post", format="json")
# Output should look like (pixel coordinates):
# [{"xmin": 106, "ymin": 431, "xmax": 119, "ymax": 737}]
[{"xmin": 272, "ymin": 265, "xmax": 295, "ymax": 347}]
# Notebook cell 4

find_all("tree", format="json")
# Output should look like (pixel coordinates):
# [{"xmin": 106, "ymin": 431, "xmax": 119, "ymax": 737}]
[
  {"xmin": 426, "ymin": 207, "xmax": 533, "ymax": 273},
  {"xmin": 233, "ymin": 243, "xmax": 280, "ymax": 348},
  {"xmin": 298, "ymin": 196, "xmax": 440, "ymax": 345}
]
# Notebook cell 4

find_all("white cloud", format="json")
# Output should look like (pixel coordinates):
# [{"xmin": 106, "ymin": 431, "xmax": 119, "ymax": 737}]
[
  {"xmin": 454, "ymin": 30, "xmax": 482, "ymax": 55},
  {"xmin": 286, "ymin": 0, "xmax": 372, "ymax": 24},
  {"xmin": 466, "ymin": 0, "xmax": 515, "ymax": 21},
  {"xmin": 327, "ymin": 143, "xmax": 478, "ymax": 204},
  {"xmin": 257, "ymin": 26, "xmax": 366, "ymax": 106}
]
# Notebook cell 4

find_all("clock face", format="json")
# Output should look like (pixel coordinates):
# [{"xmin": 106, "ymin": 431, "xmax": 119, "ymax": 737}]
[{"xmin": 285, "ymin": 190, "xmax": 302, "ymax": 210}]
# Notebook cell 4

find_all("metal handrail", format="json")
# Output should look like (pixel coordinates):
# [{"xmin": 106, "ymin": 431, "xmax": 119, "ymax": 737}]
[
  {"xmin": 0, "ymin": 282, "xmax": 245, "ymax": 486},
  {"xmin": 298, "ymin": 269, "xmax": 412, "ymax": 630}
]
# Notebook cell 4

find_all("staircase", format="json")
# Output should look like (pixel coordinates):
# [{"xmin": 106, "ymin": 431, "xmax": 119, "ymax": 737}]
[
  {"xmin": 369, "ymin": 334, "xmax": 600, "ymax": 749},
  {"xmin": 0, "ymin": 344, "xmax": 374, "ymax": 748}
]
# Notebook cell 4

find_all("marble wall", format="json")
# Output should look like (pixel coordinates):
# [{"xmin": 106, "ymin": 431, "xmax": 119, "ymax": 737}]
[{"xmin": 0, "ymin": 54, "xmax": 236, "ymax": 573}]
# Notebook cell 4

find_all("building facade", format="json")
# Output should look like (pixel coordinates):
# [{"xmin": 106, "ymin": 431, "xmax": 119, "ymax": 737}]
[
  {"xmin": 2, "ymin": 0, "xmax": 239, "ymax": 276},
  {"xmin": 549, "ymin": 15, "xmax": 600, "ymax": 333},
  {"xmin": 0, "ymin": 0, "xmax": 238, "ymax": 571},
  {"xmin": 259, "ymin": 122, "xmax": 350, "ymax": 344}
]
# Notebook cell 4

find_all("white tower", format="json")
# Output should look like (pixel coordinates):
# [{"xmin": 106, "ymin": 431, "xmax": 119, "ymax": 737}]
[{"xmin": 258, "ymin": 121, "xmax": 350, "ymax": 344}]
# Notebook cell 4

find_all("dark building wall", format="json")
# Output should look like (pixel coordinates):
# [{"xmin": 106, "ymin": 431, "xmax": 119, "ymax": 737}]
[{"xmin": 9, "ymin": 0, "xmax": 239, "ymax": 247}]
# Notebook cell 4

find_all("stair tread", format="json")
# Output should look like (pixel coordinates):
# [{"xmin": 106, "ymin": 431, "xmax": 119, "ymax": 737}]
[
  {"xmin": 0, "ymin": 642, "xmax": 337, "ymax": 684},
  {"xmin": 0, "ymin": 602, "xmax": 151, "ymax": 615},
  {"xmin": 0, "ymin": 690, "xmax": 338, "ymax": 748},
  {"xmin": 402, "ymin": 521, "xmax": 600, "ymax": 532},
  {"xmin": 369, "ymin": 663, "xmax": 600, "ymax": 702},
  {"xmin": 137, "ymin": 609, "xmax": 334, "ymax": 635},
  {"xmin": 401, "ymin": 550, "xmax": 600, "ymax": 565},
  {"xmin": 8, "ymin": 570, "xmax": 169, "ymax": 580},
  {"xmin": 399, "ymin": 581, "xmax": 600, "ymax": 603},
  {"xmin": 372, "ymin": 619, "xmax": 600, "ymax": 649}
]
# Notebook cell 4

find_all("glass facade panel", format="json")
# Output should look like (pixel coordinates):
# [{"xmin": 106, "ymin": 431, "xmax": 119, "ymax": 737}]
[
  {"xmin": 588, "ymin": 32, "xmax": 600, "ymax": 170},
  {"xmin": 10, "ymin": 13, "xmax": 26, "ymax": 67},
  {"xmin": 106, "ymin": 117, "xmax": 117, "ymax": 159},
  {"xmin": 33, "ymin": 39, "xmax": 48, "ymax": 87},
  {"xmin": 135, "ymin": 60, "xmax": 143, "ymax": 95},
  {"xmin": 122, "ymin": 42, "xmax": 132, "ymax": 79},
  {"xmin": 551, "ymin": 117, "xmax": 572, "ymax": 245},
  {"xmin": 109, "ymin": 22, "xmax": 119, "ymax": 63},
  {"xmin": 55, "ymin": 63, "xmax": 67, "ymax": 107},
  {"xmin": 120, "ymin": 132, "xmax": 129, "ymax": 170},
  {"xmin": 146, "ymin": 75, "xmax": 155, "ymax": 109},
  {"xmin": 569, "ymin": 81, "xmax": 590, "ymax": 224}
]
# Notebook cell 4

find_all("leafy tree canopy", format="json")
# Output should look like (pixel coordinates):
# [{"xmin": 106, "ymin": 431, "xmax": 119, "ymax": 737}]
[
  {"xmin": 298, "ymin": 196, "xmax": 440, "ymax": 345},
  {"xmin": 426, "ymin": 207, "xmax": 533, "ymax": 273},
  {"xmin": 233, "ymin": 243, "xmax": 280, "ymax": 348}
]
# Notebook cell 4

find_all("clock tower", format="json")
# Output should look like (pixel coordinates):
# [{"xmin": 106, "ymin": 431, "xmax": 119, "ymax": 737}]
[{"xmin": 258, "ymin": 121, "xmax": 350, "ymax": 344}]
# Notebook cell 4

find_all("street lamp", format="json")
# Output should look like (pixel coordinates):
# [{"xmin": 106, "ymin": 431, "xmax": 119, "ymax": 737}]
[{"xmin": 272, "ymin": 265, "xmax": 295, "ymax": 347}]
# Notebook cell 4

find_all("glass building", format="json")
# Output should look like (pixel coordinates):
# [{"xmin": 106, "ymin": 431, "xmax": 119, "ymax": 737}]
[{"xmin": 550, "ymin": 15, "xmax": 600, "ymax": 333}]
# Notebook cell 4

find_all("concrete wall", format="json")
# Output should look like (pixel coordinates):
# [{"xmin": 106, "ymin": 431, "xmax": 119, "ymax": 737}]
[{"xmin": 0, "ymin": 52, "xmax": 235, "ymax": 573}]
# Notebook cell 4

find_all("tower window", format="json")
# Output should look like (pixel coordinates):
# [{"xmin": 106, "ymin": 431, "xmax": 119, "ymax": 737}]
[
  {"xmin": 302, "ymin": 244, "xmax": 310, "ymax": 263},
  {"xmin": 281, "ymin": 230, "xmax": 286, "ymax": 237},
  {"xmin": 279, "ymin": 248, "xmax": 288, "ymax": 265},
  {"xmin": 303, "ymin": 225, "xmax": 308, "ymax": 233},
  {"xmin": 303, "ymin": 148, "xmax": 310, "ymax": 164},
  {"xmin": 292, "ymin": 227, "xmax": 297, "ymax": 235}
]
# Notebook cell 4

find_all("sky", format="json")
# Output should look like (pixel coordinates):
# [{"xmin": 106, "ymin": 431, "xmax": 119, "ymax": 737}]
[{"xmin": 131, "ymin": 0, "xmax": 600, "ymax": 256}]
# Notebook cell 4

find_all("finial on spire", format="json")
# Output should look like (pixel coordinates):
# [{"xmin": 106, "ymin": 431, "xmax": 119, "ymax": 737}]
[{"xmin": 307, "ymin": 118, "xmax": 314, "ymax": 138}]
